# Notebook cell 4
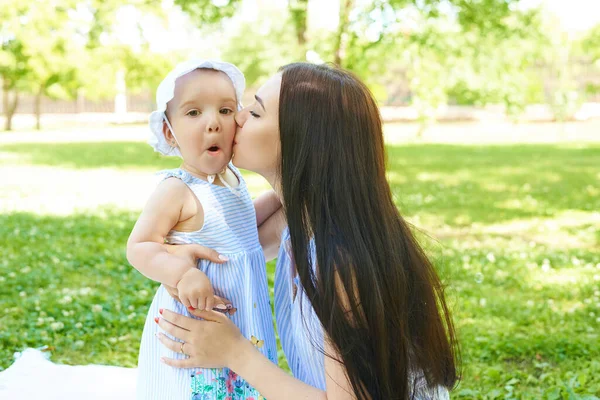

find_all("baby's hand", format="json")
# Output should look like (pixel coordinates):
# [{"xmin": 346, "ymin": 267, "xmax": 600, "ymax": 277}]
[{"xmin": 176, "ymin": 269, "xmax": 215, "ymax": 311}]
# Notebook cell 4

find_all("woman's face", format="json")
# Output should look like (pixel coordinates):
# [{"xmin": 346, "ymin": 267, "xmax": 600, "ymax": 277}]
[{"xmin": 232, "ymin": 74, "xmax": 282, "ymax": 180}]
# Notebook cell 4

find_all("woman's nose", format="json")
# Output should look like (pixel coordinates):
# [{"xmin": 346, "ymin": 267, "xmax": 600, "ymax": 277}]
[{"xmin": 235, "ymin": 108, "xmax": 248, "ymax": 127}]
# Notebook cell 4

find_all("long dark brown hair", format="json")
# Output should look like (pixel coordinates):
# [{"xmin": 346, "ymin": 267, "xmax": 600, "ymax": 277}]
[{"xmin": 278, "ymin": 62, "xmax": 459, "ymax": 399}]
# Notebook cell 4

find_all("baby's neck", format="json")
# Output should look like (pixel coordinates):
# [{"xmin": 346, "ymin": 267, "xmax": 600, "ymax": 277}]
[{"xmin": 180, "ymin": 163, "xmax": 239, "ymax": 188}]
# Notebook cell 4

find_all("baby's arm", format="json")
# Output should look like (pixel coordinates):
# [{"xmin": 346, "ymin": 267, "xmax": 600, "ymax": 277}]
[{"xmin": 126, "ymin": 178, "xmax": 216, "ymax": 310}]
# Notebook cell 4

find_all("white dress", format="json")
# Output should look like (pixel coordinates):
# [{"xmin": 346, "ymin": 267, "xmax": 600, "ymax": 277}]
[{"xmin": 136, "ymin": 166, "xmax": 277, "ymax": 400}]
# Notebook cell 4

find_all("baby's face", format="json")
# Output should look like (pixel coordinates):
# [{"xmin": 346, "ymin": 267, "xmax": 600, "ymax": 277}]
[{"xmin": 164, "ymin": 69, "xmax": 237, "ymax": 175}]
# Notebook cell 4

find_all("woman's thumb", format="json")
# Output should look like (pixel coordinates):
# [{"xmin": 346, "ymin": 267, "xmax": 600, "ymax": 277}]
[
  {"xmin": 213, "ymin": 295, "xmax": 233, "ymax": 308},
  {"xmin": 189, "ymin": 308, "xmax": 228, "ymax": 322}
]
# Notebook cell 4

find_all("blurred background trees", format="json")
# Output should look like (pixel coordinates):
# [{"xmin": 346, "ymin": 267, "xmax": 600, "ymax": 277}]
[{"xmin": 1, "ymin": 0, "xmax": 599, "ymax": 130}]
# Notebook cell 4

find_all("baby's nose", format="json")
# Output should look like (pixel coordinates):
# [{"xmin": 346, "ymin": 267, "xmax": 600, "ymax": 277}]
[
  {"xmin": 207, "ymin": 117, "xmax": 220, "ymax": 132},
  {"xmin": 208, "ymin": 124, "xmax": 220, "ymax": 132}
]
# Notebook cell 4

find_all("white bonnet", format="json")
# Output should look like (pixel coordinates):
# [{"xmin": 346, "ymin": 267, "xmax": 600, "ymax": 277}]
[{"xmin": 148, "ymin": 59, "xmax": 245, "ymax": 158}]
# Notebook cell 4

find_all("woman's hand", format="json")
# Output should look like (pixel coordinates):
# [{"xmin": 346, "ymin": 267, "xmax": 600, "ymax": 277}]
[
  {"xmin": 156, "ymin": 310, "xmax": 328, "ymax": 400},
  {"xmin": 164, "ymin": 243, "xmax": 229, "ymax": 266},
  {"xmin": 156, "ymin": 308, "xmax": 248, "ymax": 369}
]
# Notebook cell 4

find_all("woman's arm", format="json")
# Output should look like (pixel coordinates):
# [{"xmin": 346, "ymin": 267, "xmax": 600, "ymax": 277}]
[
  {"xmin": 254, "ymin": 189, "xmax": 282, "ymax": 227},
  {"xmin": 157, "ymin": 309, "xmax": 356, "ymax": 400},
  {"xmin": 258, "ymin": 208, "xmax": 286, "ymax": 261},
  {"xmin": 254, "ymin": 190, "xmax": 286, "ymax": 261},
  {"xmin": 231, "ymin": 334, "xmax": 355, "ymax": 400}
]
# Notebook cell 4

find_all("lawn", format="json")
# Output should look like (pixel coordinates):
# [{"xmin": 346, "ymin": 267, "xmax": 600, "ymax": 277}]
[{"xmin": 1, "ymin": 135, "xmax": 599, "ymax": 399}]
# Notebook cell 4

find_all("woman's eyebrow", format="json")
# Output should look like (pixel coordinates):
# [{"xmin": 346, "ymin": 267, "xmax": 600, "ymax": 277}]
[{"xmin": 255, "ymin": 95, "xmax": 266, "ymax": 112}]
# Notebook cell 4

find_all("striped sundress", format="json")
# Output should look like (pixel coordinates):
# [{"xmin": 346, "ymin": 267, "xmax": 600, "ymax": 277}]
[
  {"xmin": 136, "ymin": 166, "xmax": 277, "ymax": 400},
  {"xmin": 274, "ymin": 227, "xmax": 451, "ymax": 399}
]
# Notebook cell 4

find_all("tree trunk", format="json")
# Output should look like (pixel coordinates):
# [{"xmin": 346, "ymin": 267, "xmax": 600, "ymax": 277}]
[
  {"xmin": 2, "ymin": 81, "xmax": 18, "ymax": 132},
  {"xmin": 35, "ymin": 87, "xmax": 43, "ymax": 130},
  {"xmin": 334, "ymin": 0, "xmax": 354, "ymax": 66},
  {"xmin": 289, "ymin": 0, "xmax": 308, "ymax": 47}
]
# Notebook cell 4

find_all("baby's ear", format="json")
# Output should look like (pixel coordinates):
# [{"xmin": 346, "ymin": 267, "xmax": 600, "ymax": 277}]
[{"xmin": 162, "ymin": 119, "xmax": 173, "ymax": 142}]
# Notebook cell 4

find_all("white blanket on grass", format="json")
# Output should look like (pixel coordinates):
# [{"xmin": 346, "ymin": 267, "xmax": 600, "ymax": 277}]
[{"xmin": 0, "ymin": 348, "xmax": 137, "ymax": 400}]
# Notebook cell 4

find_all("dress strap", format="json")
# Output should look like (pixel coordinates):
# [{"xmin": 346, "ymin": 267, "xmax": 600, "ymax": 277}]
[{"xmin": 156, "ymin": 168, "xmax": 195, "ymax": 185}]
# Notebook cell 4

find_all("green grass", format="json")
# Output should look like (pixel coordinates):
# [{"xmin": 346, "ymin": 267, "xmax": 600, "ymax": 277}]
[
  {"xmin": 0, "ymin": 142, "xmax": 181, "ymax": 170},
  {"xmin": 1, "ymin": 139, "xmax": 599, "ymax": 399}
]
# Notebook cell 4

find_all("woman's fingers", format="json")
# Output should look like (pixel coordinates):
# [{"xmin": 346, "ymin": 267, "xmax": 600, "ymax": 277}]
[
  {"xmin": 213, "ymin": 295, "xmax": 232, "ymax": 307},
  {"xmin": 160, "ymin": 356, "xmax": 197, "ymax": 369},
  {"xmin": 190, "ymin": 244, "xmax": 229, "ymax": 264},
  {"xmin": 188, "ymin": 308, "xmax": 229, "ymax": 323},
  {"xmin": 157, "ymin": 313, "xmax": 192, "ymax": 342},
  {"xmin": 164, "ymin": 244, "xmax": 227, "ymax": 264},
  {"xmin": 205, "ymin": 296, "xmax": 214, "ymax": 312},
  {"xmin": 156, "ymin": 332, "xmax": 185, "ymax": 355},
  {"xmin": 160, "ymin": 309, "xmax": 194, "ymax": 329}
]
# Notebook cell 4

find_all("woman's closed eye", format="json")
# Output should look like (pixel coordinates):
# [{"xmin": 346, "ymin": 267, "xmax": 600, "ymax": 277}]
[{"xmin": 249, "ymin": 110, "xmax": 261, "ymax": 119}]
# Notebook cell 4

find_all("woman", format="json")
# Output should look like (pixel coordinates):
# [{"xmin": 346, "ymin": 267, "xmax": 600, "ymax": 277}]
[{"xmin": 156, "ymin": 63, "xmax": 459, "ymax": 399}]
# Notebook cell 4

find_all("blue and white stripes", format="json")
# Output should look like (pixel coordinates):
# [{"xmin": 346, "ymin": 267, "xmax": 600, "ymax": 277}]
[
  {"xmin": 274, "ymin": 229, "xmax": 327, "ymax": 390},
  {"xmin": 273, "ymin": 228, "xmax": 450, "ymax": 399},
  {"xmin": 136, "ymin": 166, "xmax": 277, "ymax": 399}
]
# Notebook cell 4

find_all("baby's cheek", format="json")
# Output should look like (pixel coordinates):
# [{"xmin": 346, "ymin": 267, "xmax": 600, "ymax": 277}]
[{"xmin": 223, "ymin": 120, "xmax": 237, "ymax": 136}]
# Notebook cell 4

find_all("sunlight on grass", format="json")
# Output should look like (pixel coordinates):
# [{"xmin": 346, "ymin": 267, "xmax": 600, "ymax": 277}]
[
  {"xmin": 385, "ymin": 170, "xmax": 408, "ymax": 185},
  {"xmin": 1, "ymin": 132, "xmax": 599, "ymax": 398},
  {"xmin": 237, "ymin": 169, "xmax": 271, "ymax": 195},
  {"xmin": 495, "ymin": 196, "xmax": 540, "ymax": 211},
  {"xmin": 527, "ymin": 267, "xmax": 590, "ymax": 286}
]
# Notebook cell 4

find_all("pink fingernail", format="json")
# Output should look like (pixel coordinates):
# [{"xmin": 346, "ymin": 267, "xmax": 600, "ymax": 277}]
[
  {"xmin": 160, "ymin": 357, "xmax": 166, "ymax": 364},
  {"xmin": 218, "ymin": 255, "xmax": 229, "ymax": 262}
]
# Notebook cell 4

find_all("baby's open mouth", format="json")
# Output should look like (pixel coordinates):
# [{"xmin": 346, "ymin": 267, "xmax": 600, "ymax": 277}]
[{"xmin": 208, "ymin": 145, "xmax": 220, "ymax": 153}]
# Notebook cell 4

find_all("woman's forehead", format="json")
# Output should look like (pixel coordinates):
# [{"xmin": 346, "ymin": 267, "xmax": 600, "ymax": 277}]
[{"xmin": 256, "ymin": 74, "xmax": 282, "ymax": 105}]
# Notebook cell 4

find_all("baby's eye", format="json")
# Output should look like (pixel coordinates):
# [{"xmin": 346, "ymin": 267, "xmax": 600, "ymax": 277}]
[
  {"xmin": 220, "ymin": 108, "xmax": 233, "ymax": 115},
  {"xmin": 186, "ymin": 110, "xmax": 200, "ymax": 117}
]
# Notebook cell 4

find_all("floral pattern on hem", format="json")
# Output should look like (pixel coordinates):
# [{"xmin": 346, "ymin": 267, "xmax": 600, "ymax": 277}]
[{"xmin": 191, "ymin": 368, "xmax": 265, "ymax": 400}]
